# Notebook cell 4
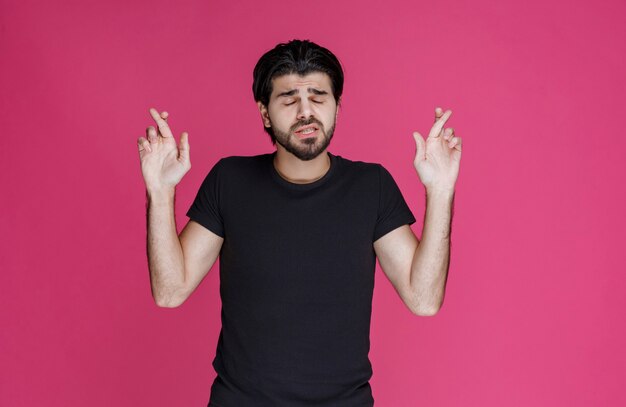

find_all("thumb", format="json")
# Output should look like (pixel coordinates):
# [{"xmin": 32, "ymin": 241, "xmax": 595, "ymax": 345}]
[
  {"xmin": 178, "ymin": 132, "xmax": 190, "ymax": 164},
  {"xmin": 413, "ymin": 131, "xmax": 425, "ymax": 162}
]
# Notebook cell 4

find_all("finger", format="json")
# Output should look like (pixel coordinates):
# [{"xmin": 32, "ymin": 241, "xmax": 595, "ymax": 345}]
[
  {"xmin": 149, "ymin": 107, "xmax": 174, "ymax": 138},
  {"xmin": 428, "ymin": 109, "xmax": 452, "ymax": 139},
  {"xmin": 413, "ymin": 131, "xmax": 425, "ymax": 162},
  {"xmin": 448, "ymin": 136, "xmax": 462, "ymax": 151},
  {"xmin": 161, "ymin": 111, "xmax": 169, "ymax": 121},
  {"xmin": 146, "ymin": 126, "xmax": 158, "ymax": 143},
  {"xmin": 178, "ymin": 132, "xmax": 190, "ymax": 164},
  {"xmin": 443, "ymin": 127, "xmax": 454, "ymax": 141},
  {"xmin": 434, "ymin": 107, "xmax": 443, "ymax": 123},
  {"xmin": 137, "ymin": 137, "xmax": 152, "ymax": 153}
]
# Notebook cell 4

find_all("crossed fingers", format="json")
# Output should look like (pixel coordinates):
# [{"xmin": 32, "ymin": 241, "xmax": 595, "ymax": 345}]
[
  {"xmin": 429, "ymin": 107, "xmax": 451, "ymax": 138},
  {"xmin": 138, "ymin": 108, "xmax": 171, "ymax": 154},
  {"xmin": 431, "ymin": 106, "xmax": 461, "ymax": 151},
  {"xmin": 147, "ymin": 107, "xmax": 172, "ymax": 141}
]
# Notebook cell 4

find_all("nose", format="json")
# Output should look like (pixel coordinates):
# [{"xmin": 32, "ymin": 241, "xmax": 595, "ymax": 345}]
[{"xmin": 296, "ymin": 98, "xmax": 314, "ymax": 121}]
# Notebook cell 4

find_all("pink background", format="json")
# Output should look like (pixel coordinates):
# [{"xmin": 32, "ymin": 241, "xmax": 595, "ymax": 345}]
[{"xmin": 1, "ymin": 0, "xmax": 625, "ymax": 405}]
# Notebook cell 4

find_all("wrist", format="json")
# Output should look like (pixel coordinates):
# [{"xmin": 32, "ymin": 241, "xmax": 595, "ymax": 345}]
[
  {"xmin": 146, "ymin": 186, "xmax": 176, "ymax": 202},
  {"xmin": 426, "ymin": 187, "xmax": 455, "ymax": 199}
]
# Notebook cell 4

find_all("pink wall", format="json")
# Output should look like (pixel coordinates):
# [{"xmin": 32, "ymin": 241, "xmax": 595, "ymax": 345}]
[{"xmin": 2, "ymin": 0, "xmax": 625, "ymax": 405}]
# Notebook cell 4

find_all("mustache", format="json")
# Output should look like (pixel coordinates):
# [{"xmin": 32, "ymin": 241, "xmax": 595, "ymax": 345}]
[{"xmin": 291, "ymin": 118, "xmax": 323, "ymax": 132}]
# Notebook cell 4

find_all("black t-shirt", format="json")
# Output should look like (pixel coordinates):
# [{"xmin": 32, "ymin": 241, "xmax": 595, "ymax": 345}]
[{"xmin": 187, "ymin": 151, "xmax": 416, "ymax": 407}]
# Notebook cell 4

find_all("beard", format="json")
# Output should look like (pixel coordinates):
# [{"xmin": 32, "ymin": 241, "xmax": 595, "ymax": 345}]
[{"xmin": 272, "ymin": 118, "xmax": 335, "ymax": 161}]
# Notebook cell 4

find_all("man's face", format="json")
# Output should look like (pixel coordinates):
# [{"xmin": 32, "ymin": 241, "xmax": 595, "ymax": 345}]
[{"xmin": 258, "ymin": 72, "xmax": 339, "ymax": 161}]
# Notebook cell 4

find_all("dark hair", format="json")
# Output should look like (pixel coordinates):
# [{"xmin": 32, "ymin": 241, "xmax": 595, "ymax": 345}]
[{"xmin": 252, "ymin": 39, "xmax": 344, "ymax": 144}]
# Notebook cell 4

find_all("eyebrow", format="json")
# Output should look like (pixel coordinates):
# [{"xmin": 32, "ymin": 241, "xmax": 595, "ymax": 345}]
[{"xmin": 276, "ymin": 88, "xmax": 329, "ymax": 98}]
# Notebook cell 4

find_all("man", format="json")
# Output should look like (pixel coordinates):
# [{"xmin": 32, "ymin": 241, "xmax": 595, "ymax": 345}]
[{"xmin": 137, "ymin": 39, "xmax": 461, "ymax": 407}]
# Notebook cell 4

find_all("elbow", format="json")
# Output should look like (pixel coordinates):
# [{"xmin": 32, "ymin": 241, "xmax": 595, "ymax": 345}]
[
  {"xmin": 154, "ymin": 297, "xmax": 184, "ymax": 308},
  {"xmin": 151, "ymin": 276, "xmax": 190, "ymax": 308},
  {"xmin": 407, "ymin": 285, "xmax": 445, "ymax": 316},
  {"xmin": 153, "ymin": 289, "xmax": 188, "ymax": 308},
  {"xmin": 411, "ymin": 306, "xmax": 440, "ymax": 317},
  {"xmin": 410, "ymin": 300, "xmax": 442, "ymax": 317}
]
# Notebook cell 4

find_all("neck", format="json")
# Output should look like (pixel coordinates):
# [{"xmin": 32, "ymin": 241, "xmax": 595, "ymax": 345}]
[{"xmin": 273, "ymin": 147, "xmax": 331, "ymax": 184}]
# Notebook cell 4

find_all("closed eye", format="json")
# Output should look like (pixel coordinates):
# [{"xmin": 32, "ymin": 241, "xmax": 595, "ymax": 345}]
[{"xmin": 284, "ymin": 99, "xmax": 324, "ymax": 106}]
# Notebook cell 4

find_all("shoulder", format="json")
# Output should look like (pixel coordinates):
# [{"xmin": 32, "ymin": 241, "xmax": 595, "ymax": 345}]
[
  {"xmin": 219, "ymin": 153, "xmax": 270, "ymax": 165},
  {"xmin": 198, "ymin": 154, "xmax": 270, "ymax": 186},
  {"xmin": 333, "ymin": 153, "xmax": 385, "ymax": 180},
  {"xmin": 214, "ymin": 153, "xmax": 271, "ymax": 173}
]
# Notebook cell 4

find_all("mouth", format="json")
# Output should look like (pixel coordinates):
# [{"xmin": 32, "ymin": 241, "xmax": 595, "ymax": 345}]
[{"xmin": 294, "ymin": 124, "xmax": 320, "ymax": 139}]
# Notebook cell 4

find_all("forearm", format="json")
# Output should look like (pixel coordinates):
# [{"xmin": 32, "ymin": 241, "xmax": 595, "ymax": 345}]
[
  {"xmin": 146, "ymin": 187, "xmax": 186, "ymax": 307},
  {"xmin": 409, "ymin": 188, "xmax": 454, "ymax": 314}
]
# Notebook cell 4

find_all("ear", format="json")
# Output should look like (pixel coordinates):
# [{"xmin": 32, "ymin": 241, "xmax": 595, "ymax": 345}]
[{"xmin": 257, "ymin": 101, "xmax": 271, "ymax": 128}]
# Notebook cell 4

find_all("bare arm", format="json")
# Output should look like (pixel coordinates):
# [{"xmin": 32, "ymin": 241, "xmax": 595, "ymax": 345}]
[
  {"xmin": 146, "ymin": 189, "xmax": 224, "ymax": 307},
  {"xmin": 139, "ymin": 108, "xmax": 223, "ymax": 308},
  {"xmin": 374, "ymin": 190, "xmax": 453, "ymax": 316},
  {"xmin": 374, "ymin": 106, "xmax": 462, "ymax": 316}
]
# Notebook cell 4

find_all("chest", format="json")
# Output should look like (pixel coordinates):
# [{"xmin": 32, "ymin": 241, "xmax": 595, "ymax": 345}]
[{"xmin": 218, "ymin": 180, "xmax": 379, "ymax": 301}]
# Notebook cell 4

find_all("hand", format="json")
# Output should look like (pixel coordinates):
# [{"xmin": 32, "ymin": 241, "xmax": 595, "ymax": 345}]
[
  {"xmin": 137, "ymin": 108, "xmax": 191, "ymax": 192},
  {"xmin": 412, "ymin": 107, "xmax": 462, "ymax": 193}
]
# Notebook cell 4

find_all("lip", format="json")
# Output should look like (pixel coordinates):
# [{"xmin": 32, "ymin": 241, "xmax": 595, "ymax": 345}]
[
  {"xmin": 294, "ymin": 124, "xmax": 319, "ymax": 133},
  {"xmin": 296, "ymin": 128, "xmax": 318, "ymax": 139}
]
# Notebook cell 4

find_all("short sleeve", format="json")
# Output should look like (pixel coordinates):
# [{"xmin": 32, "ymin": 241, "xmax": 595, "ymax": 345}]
[
  {"xmin": 186, "ymin": 159, "xmax": 225, "ymax": 237},
  {"xmin": 372, "ymin": 164, "xmax": 416, "ymax": 242}
]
